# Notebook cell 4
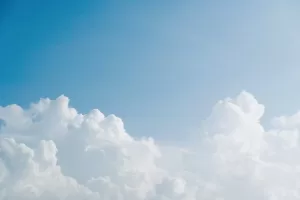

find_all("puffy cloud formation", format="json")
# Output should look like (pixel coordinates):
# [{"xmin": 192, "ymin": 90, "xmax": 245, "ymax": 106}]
[{"xmin": 0, "ymin": 92, "xmax": 300, "ymax": 199}]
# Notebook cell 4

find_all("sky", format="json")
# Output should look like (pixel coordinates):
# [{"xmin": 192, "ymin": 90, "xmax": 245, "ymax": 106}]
[
  {"xmin": 3, "ymin": 1, "xmax": 300, "ymax": 199},
  {"xmin": 1, "ymin": 0, "xmax": 300, "ymax": 142}
]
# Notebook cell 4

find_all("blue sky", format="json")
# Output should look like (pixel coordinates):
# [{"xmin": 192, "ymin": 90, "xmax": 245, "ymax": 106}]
[{"xmin": 1, "ymin": 0, "xmax": 300, "ymax": 141}]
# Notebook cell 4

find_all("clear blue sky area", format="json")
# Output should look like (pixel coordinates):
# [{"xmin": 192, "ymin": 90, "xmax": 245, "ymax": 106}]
[{"xmin": 1, "ymin": 0, "xmax": 300, "ymax": 141}]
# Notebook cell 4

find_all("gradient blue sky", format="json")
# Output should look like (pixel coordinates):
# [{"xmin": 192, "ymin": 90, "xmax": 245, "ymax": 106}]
[{"xmin": 1, "ymin": 0, "xmax": 300, "ymax": 141}]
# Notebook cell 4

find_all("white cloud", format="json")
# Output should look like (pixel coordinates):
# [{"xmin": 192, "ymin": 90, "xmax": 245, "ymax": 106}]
[{"xmin": 0, "ymin": 92, "xmax": 300, "ymax": 199}]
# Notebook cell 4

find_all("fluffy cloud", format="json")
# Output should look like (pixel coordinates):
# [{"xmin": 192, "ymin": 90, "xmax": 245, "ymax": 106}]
[{"xmin": 0, "ymin": 92, "xmax": 300, "ymax": 199}]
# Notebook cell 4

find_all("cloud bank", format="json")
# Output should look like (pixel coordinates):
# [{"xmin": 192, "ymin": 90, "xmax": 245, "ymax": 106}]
[{"xmin": 0, "ymin": 92, "xmax": 300, "ymax": 199}]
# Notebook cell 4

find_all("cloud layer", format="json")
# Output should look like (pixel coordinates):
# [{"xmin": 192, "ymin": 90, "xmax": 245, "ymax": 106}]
[{"xmin": 0, "ymin": 92, "xmax": 300, "ymax": 199}]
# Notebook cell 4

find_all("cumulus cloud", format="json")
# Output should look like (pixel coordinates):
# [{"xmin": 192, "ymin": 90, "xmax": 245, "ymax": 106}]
[{"xmin": 0, "ymin": 92, "xmax": 300, "ymax": 199}]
